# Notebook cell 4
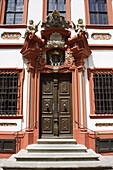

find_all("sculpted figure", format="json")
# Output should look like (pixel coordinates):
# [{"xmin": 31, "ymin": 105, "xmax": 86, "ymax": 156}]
[
  {"xmin": 72, "ymin": 19, "xmax": 89, "ymax": 38},
  {"xmin": 42, "ymin": 9, "xmax": 70, "ymax": 29},
  {"xmin": 76, "ymin": 19, "xmax": 89, "ymax": 38},
  {"xmin": 23, "ymin": 20, "xmax": 41, "ymax": 38}
]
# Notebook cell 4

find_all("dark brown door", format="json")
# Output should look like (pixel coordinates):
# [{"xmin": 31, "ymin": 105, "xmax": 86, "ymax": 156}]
[{"xmin": 40, "ymin": 73, "xmax": 73, "ymax": 138}]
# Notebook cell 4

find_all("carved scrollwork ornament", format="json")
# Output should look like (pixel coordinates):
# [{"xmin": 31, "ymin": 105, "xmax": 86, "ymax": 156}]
[
  {"xmin": 38, "ymin": 52, "xmax": 46, "ymax": 65},
  {"xmin": 45, "ymin": 40, "xmax": 67, "ymax": 48},
  {"xmin": 65, "ymin": 52, "xmax": 73, "ymax": 65},
  {"xmin": 42, "ymin": 9, "xmax": 70, "ymax": 29}
]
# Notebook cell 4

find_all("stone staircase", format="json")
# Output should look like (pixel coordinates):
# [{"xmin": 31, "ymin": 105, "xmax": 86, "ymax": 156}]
[{"xmin": 1, "ymin": 139, "xmax": 112, "ymax": 170}]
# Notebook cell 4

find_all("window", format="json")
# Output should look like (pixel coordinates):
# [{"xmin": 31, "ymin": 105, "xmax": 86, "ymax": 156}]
[
  {"xmin": 47, "ymin": 0, "xmax": 66, "ymax": 17},
  {"xmin": 43, "ymin": 0, "xmax": 71, "ymax": 21},
  {"xmin": 93, "ymin": 72, "xmax": 113, "ymax": 114},
  {"xmin": 88, "ymin": 69, "xmax": 113, "ymax": 118},
  {"xmin": 4, "ymin": 0, "xmax": 24, "ymax": 24},
  {"xmin": 89, "ymin": 0, "xmax": 108, "ymax": 24},
  {"xmin": 84, "ymin": 0, "xmax": 113, "ymax": 26},
  {"xmin": 0, "ymin": 0, "xmax": 28, "ymax": 26},
  {"xmin": 0, "ymin": 69, "xmax": 24, "ymax": 118}
]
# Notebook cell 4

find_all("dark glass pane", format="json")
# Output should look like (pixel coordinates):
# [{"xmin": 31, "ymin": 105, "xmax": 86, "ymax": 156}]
[
  {"xmin": 59, "ymin": 12, "xmax": 66, "ymax": 17},
  {"xmin": 5, "ymin": 13, "xmax": 14, "ymax": 24},
  {"xmin": 15, "ymin": 13, "xmax": 23, "ymax": 24},
  {"xmin": 48, "ymin": 0, "xmax": 56, "ymax": 11},
  {"xmin": 90, "ymin": 13, "xmax": 98, "ymax": 24},
  {"xmin": 99, "ymin": 13, "xmax": 108, "ymax": 24},
  {"xmin": 16, "ymin": 0, "xmax": 24, "ymax": 11},
  {"xmin": 57, "ymin": 0, "xmax": 65, "ymax": 11},
  {"xmin": 47, "ymin": 12, "xmax": 52, "ymax": 16},
  {"xmin": 7, "ymin": 0, "xmax": 15, "ymax": 12},
  {"xmin": 98, "ymin": 0, "xmax": 107, "ymax": 12},
  {"xmin": 89, "ymin": 0, "xmax": 96, "ymax": 11}
]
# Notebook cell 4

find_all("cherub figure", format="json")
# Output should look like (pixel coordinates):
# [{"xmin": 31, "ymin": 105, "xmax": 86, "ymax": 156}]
[
  {"xmin": 76, "ymin": 19, "xmax": 89, "ymax": 38},
  {"xmin": 23, "ymin": 20, "xmax": 41, "ymax": 38},
  {"xmin": 72, "ymin": 19, "xmax": 89, "ymax": 39}
]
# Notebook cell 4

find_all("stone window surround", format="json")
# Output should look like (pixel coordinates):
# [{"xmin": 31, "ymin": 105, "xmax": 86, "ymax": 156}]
[
  {"xmin": 84, "ymin": 0, "xmax": 113, "ymax": 29},
  {"xmin": 0, "ymin": 68, "xmax": 24, "ymax": 119},
  {"xmin": 88, "ymin": 68, "xmax": 113, "ymax": 119},
  {"xmin": 0, "ymin": 0, "xmax": 29, "ymax": 28}
]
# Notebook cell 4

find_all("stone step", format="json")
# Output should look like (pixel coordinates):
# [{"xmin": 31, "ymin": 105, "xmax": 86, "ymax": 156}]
[
  {"xmin": 15, "ymin": 149, "xmax": 100, "ymax": 162},
  {"xmin": 1, "ymin": 139, "xmax": 112, "ymax": 170},
  {"xmin": 37, "ymin": 139, "xmax": 76, "ymax": 144},
  {"xmin": 26, "ymin": 144, "xmax": 87, "ymax": 153},
  {"xmin": 2, "ymin": 159, "xmax": 112, "ymax": 170}
]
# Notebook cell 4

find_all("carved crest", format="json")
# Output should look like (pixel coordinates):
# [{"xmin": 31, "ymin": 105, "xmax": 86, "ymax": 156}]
[{"xmin": 42, "ymin": 9, "xmax": 70, "ymax": 29}]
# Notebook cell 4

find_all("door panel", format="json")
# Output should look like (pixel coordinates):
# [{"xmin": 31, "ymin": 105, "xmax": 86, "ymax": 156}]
[
  {"xmin": 40, "ymin": 73, "xmax": 73, "ymax": 138},
  {"xmin": 41, "ymin": 75, "xmax": 54, "ymax": 135},
  {"xmin": 58, "ymin": 74, "xmax": 72, "ymax": 135}
]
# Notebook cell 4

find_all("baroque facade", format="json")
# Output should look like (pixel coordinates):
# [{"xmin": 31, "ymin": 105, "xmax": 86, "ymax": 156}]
[{"xmin": 0, "ymin": 0, "xmax": 113, "ymax": 158}]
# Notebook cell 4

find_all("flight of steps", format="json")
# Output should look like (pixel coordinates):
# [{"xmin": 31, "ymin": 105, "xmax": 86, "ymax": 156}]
[{"xmin": 1, "ymin": 139, "xmax": 112, "ymax": 170}]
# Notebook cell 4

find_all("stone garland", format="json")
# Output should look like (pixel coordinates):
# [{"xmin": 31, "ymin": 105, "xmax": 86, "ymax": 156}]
[
  {"xmin": 91, "ymin": 33, "xmax": 111, "ymax": 40},
  {"xmin": 95, "ymin": 123, "xmax": 113, "ymax": 127},
  {"xmin": 1, "ymin": 32, "xmax": 21, "ymax": 40}
]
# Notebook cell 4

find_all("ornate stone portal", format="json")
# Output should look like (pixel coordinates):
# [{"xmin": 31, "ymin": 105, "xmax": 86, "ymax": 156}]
[{"xmin": 21, "ymin": 10, "xmax": 91, "ymax": 139}]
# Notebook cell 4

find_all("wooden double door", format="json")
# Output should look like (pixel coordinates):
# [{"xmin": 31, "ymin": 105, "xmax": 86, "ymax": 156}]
[{"xmin": 40, "ymin": 73, "xmax": 73, "ymax": 138}]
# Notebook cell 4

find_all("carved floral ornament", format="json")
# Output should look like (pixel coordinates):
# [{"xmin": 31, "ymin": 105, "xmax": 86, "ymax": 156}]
[
  {"xmin": 21, "ymin": 10, "xmax": 91, "ymax": 70},
  {"xmin": 1, "ymin": 32, "xmax": 21, "ymax": 40},
  {"xmin": 0, "ymin": 123, "xmax": 17, "ymax": 126},
  {"xmin": 91, "ymin": 33, "xmax": 111, "ymax": 40},
  {"xmin": 95, "ymin": 123, "xmax": 113, "ymax": 127}
]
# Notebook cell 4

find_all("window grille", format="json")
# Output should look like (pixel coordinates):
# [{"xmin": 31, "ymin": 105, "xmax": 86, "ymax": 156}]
[
  {"xmin": 93, "ymin": 72, "xmax": 113, "ymax": 114},
  {"xmin": 4, "ymin": 0, "xmax": 24, "ymax": 24},
  {"xmin": 0, "ymin": 71, "xmax": 19, "ymax": 115},
  {"xmin": 89, "ymin": 0, "xmax": 108, "ymax": 24},
  {"xmin": 47, "ymin": 0, "xmax": 66, "ymax": 17}
]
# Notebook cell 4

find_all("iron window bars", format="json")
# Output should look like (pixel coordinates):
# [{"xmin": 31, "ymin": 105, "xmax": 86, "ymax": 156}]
[
  {"xmin": 89, "ymin": 0, "xmax": 108, "ymax": 24},
  {"xmin": 0, "ymin": 70, "xmax": 19, "ymax": 115},
  {"xmin": 93, "ymin": 72, "xmax": 113, "ymax": 114}
]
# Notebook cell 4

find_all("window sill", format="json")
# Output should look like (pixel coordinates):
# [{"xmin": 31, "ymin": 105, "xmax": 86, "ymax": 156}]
[
  {"xmin": 86, "ymin": 24, "xmax": 113, "ymax": 29},
  {"xmin": 0, "ymin": 24, "xmax": 27, "ymax": 28},
  {"xmin": 0, "ymin": 115, "xmax": 23, "ymax": 119},
  {"xmin": 0, "ymin": 43, "xmax": 24, "ymax": 49},
  {"xmin": 89, "ymin": 114, "xmax": 113, "ymax": 119}
]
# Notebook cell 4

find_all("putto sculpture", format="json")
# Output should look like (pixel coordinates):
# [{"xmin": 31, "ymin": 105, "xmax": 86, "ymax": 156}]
[
  {"xmin": 23, "ymin": 20, "xmax": 41, "ymax": 38},
  {"xmin": 72, "ymin": 19, "xmax": 89, "ymax": 39}
]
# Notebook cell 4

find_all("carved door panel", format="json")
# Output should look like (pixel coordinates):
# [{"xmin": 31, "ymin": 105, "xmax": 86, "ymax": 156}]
[
  {"xmin": 58, "ymin": 74, "xmax": 73, "ymax": 137},
  {"xmin": 40, "ymin": 73, "xmax": 73, "ymax": 138}
]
